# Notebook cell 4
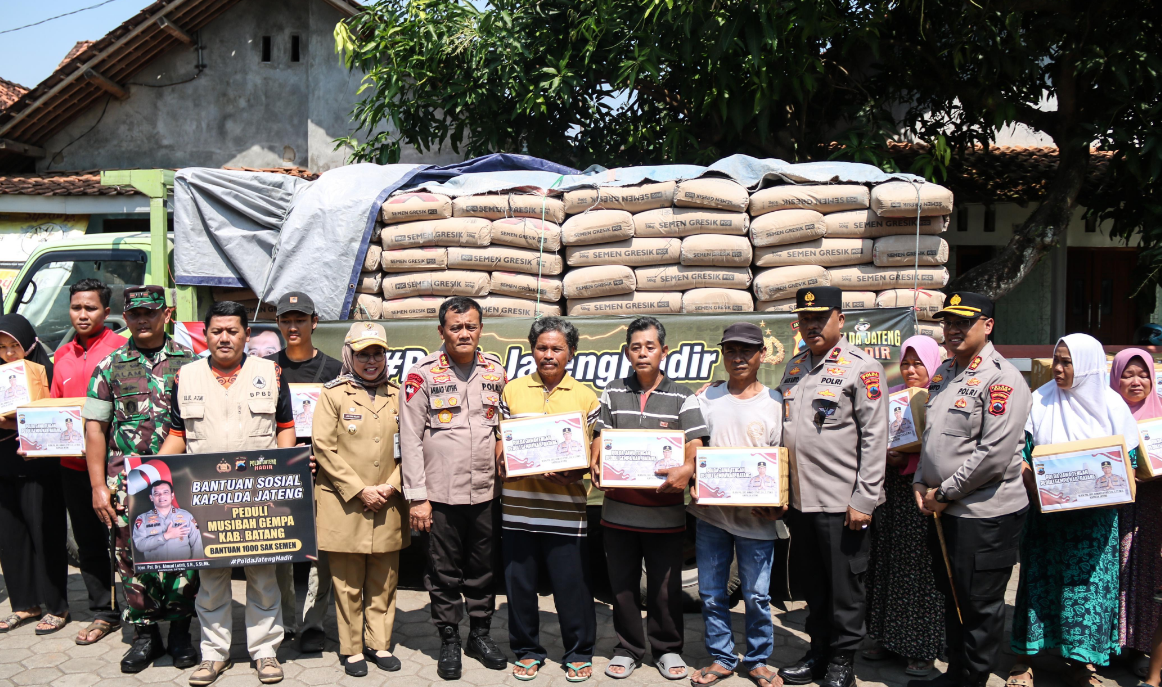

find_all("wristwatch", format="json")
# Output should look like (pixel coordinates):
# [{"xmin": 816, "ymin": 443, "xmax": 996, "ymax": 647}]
[{"xmin": 934, "ymin": 487, "xmax": 950, "ymax": 504}]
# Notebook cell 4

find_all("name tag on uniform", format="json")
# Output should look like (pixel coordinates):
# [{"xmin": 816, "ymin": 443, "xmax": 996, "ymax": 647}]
[{"xmin": 343, "ymin": 413, "xmax": 362, "ymax": 421}]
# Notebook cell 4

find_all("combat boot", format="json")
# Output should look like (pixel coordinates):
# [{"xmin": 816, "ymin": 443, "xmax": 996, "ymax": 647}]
[
  {"xmin": 168, "ymin": 618, "xmax": 199, "ymax": 669},
  {"xmin": 437, "ymin": 623, "xmax": 462, "ymax": 680},
  {"xmin": 819, "ymin": 653, "xmax": 856, "ymax": 687},
  {"xmin": 121, "ymin": 625, "xmax": 166, "ymax": 673},
  {"xmin": 465, "ymin": 618, "xmax": 506, "ymax": 670}
]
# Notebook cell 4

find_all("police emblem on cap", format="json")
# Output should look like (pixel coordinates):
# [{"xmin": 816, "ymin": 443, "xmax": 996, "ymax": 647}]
[
  {"xmin": 805, "ymin": 291, "xmax": 815, "ymax": 302},
  {"xmin": 950, "ymin": 294, "xmax": 962, "ymax": 306},
  {"xmin": 290, "ymin": 296, "xmax": 298, "ymax": 303}
]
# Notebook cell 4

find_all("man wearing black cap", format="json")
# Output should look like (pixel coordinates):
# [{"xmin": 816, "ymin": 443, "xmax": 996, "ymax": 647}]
[
  {"xmin": 265, "ymin": 292, "xmax": 342, "ymax": 653},
  {"xmin": 910, "ymin": 292, "xmax": 1031, "ymax": 687},
  {"xmin": 777, "ymin": 287, "xmax": 887, "ymax": 687}
]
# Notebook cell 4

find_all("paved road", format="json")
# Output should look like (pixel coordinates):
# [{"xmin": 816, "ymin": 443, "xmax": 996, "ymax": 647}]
[{"xmin": 0, "ymin": 565, "xmax": 1143, "ymax": 687}]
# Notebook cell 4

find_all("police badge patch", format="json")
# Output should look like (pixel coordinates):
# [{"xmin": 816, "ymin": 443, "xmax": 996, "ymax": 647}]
[
  {"xmin": 988, "ymin": 384, "xmax": 1013, "ymax": 416},
  {"xmin": 404, "ymin": 373, "xmax": 424, "ymax": 402},
  {"xmin": 860, "ymin": 371, "xmax": 882, "ymax": 400}
]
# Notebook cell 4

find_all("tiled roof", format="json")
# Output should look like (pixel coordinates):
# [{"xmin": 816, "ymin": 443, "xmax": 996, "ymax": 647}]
[
  {"xmin": 0, "ymin": 77, "xmax": 28, "ymax": 110},
  {"xmin": 58, "ymin": 41, "xmax": 95, "ymax": 71},
  {"xmin": 0, "ymin": 167, "xmax": 319, "ymax": 196}
]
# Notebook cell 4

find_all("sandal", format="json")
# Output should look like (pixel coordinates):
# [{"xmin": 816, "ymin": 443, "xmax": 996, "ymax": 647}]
[
  {"xmin": 691, "ymin": 663, "xmax": 734, "ymax": 686},
  {"xmin": 1064, "ymin": 662, "xmax": 1102, "ymax": 687},
  {"xmin": 514, "ymin": 658, "xmax": 542, "ymax": 681},
  {"xmin": 606, "ymin": 656, "xmax": 638, "ymax": 680},
  {"xmin": 0, "ymin": 611, "xmax": 42, "ymax": 633},
  {"xmin": 658, "ymin": 653, "xmax": 690, "ymax": 681},
  {"xmin": 905, "ymin": 659, "xmax": 935, "ymax": 677},
  {"xmin": 35, "ymin": 613, "xmax": 69, "ymax": 635},
  {"xmin": 76, "ymin": 618, "xmax": 119, "ymax": 645},
  {"xmin": 861, "ymin": 647, "xmax": 891, "ymax": 661},
  {"xmin": 566, "ymin": 662, "xmax": 593, "ymax": 683},
  {"xmin": 748, "ymin": 665, "xmax": 781, "ymax": 687},
  {"xmin": 1007, "ymin": 664, "xmax": 1034, "ymax": 687}
]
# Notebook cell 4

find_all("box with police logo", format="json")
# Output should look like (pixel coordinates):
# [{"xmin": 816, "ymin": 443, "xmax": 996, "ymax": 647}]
[
  {"xmin": 694, "ymin": 447, "xmax": 788, "ymax": 506},
  {"xmin": 125, "ymin": 447, "xmax": 317, "ymax": 573},
  {"xmin": 598, "ymin": 429, "xmax": 687, "ymax": 489},
  {"xmin": 15, "ymin": 398, "xmax": 85, "ymax": 457},
  {"xmin": 0, "ymin": 359, "xmax": 49, "ymax": 417},
  {"xmin": 887, "ymin": 387, "xmax": 928, "ymax": 452},
  {"xmin": 289, "ymin": 384, "xmax": 322, "ymax": 439},
  {"xmin": 500, "ymin": 411, "xmax": 590, "ymax": 478},
  {"xmin": 1136, "ymin": 418, "xmax": 1162, "ymax": 480},
  {"xmin": 1030, "ymin": 436, "xmax": 1136, "ymax": 513}
]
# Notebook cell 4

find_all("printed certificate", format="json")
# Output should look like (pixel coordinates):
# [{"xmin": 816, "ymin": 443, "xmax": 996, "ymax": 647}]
[
  {"xmin": 1030, "ymin": 436, "xmax": 1135, "ymax": 512},
  {"xmin": 289, "ymin": 384, "xmax": 322, "ymax": 439},
  {"xmin": 694, "ymin": 447, "xmax": 788, "ymax": 506},
  {"xmin": 16, "ymin": 398, "xmax": 85, "ymax": 457},
  {"xmin": 501, "ymin": 412, "xmax": 589, "ymax": 477},
  {"xmin": 1137, "ymin": 418, "xmax": 1162, "ymax": 480},
  {"xmin": 887, "ymin": 387, "xmax": 927, "ymax": 452},
  {"xmin": 599, "ymin": 429, "xmax": 687, "ymax": 489}
]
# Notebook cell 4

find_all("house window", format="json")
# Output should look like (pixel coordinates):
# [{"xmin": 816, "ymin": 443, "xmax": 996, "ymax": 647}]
[
  {"xmin": 261, "ymin": 35, "xmax": 272, "ymax": 62},
  {"xmin": 984, "ymin": 205, "xmax": 996, "ymax": 233},
  {"xmin": 957, "ymin": 206, "xmax": 969, "ymax": 232},
  {"xmin": 291, "ymin": 35, "xmax": 301, "ymax": 62},
  {"xmin": 1085, "ymin": 214, "xmax": 1097, "ymax": 233}
]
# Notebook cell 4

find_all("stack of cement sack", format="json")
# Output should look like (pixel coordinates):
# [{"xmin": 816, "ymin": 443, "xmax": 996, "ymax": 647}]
[{"xmin": 561, "ymin": 178, "xmax": 755, "ymax": 315}]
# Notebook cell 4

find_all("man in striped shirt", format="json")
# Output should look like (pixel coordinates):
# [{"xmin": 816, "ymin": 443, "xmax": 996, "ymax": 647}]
[
  {"xmin": 591, "ymin": 317, "xmax": 710, "ymax": 680},
  {"xmin": 498, "ymin": 317, "xmax": 600, "ymax": 682}
]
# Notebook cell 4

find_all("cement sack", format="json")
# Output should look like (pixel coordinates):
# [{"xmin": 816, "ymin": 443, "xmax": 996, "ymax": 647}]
[
  {"xmin": 447, "ymin": 246, "xmax": 564, "ymax": 276},
  {"xmin": 480, "ymin": 296, "xmax": 562, "ymax": 318},
  {"xmin": 915, "ymin": 323, "xmax": 945, "ymax": 344},
  {"xmin": 491, "ymin": 217, "xmax": 562, "ymax": 251},
  {"xmin": 380, "ymin": 192, "xmax": 453, "ymax": 223},
  {"xmin": 381, "ymin": 270, "xmax": 491, "ymax": 299},
  {"xmin": 749, "ymin": 184, "xmax": 869, "ymax": 216},
  {"xmin": 875, "ymin": 288, "xmax": 946, "ymax": 321},
  {"xmin": 636, "ymin": 265, "xmax": 752, "ymax": 291},
  {"xmin": 682, "ymin": 289, "xmax": 755, "ymax": 314},
  {"xmin": 381, "ymin": 217, "xmax": 492, "ymax": 249},
  {"xmin": 825, "ymin": 210, "xmax": 949, "ymax": 238},
  {"xmin": 756, "ymin": 290, "xmax": 874, "ymax": 312},
  {"xmin": 752, "ymin": 265, "xmax": 829, "ymax": 301},
  {"xmin": 755, "ymin": 298, "xmax": 796, "ymax": 312},
  {"xmin": 566, "ymin": 291, "xmax": 683, "ymax": 316},
  {"xmin": 356, "ymin": 271, "xmax": 383, "ymax": 294},
  {"xmin": 380, "ymin": 247, "xmax": 448, "ymax": 272},
  {"xmin": 565, "ymin": 238, "xmax": 681, "ymax": 267},
  {"xmin": 681, "ymin": 235, "xmax": 753, "ymax": 266},
  {"xmin": 675, "ymin": 178, "xmax": 750, "ymax": 212},
  {"xmin": 563, "ymin": 266, "xmax": 637, "ymax": 299},
  {"xmin": 870, "ymin": 182, "xmax": 954, "ymax": 217},
  {"xmin": 363, "ymin": 244, "xmax": 383, "ymax": 272},
  {"xmin": 490, "ymin": 271, "xmax": 564, "ymax": 302},
  {"xmin": 561, "ymin": 210, "xmax": 635, "ymax": 246},
  {"xmin": 634, "ymin": 208, "xmax": 749, "ymax": 238},
  {"xmin": 563, "ymin": 181, "xmax": 676, "ymax": 214},
  {"xmin": 371, "ymin": 223, "xmax": 383, "ymax": 243},
  {"xmin": 452, "ymin": 194, "xmax": 566, "ymax": 223},
  {"xmin": 754, "ymin": 238, "xmax": 873, "ymax": 268},
  {"xmin": 235, "ymin": 299, "xmax": 278, "ymax": 321},
  {"xmin": 872, "ymin": 235, "xmax": 949, "ymax": 267},
  {"xmin": 379, "ymin": 297, "xmax": 444, "ymax": 319},
  {"xmin": 749, "ymin": 209, "xmax": 826, "ymax": 247},
  {"xmin": 352, "ymin": 294, "xmax": 383, "ymax": 320},
  {"xmin": 827, "ymin": 265, "xmax": 949, "ymax": 291}
]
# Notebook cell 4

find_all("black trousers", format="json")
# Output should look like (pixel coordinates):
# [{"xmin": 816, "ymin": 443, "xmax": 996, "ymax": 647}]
[
  {"xmin": 426, "ymin": 500, "xmax": 498, "ymax": 625},
  {"xmin": 60, "ymin": 467, "xmax": 119, "ymax": 624},
  {"xmin": 790, "ymin": 510, "xmax": 871, "ymax": 657},
  {"xmin": 928, "ymin": 508, "xmax": 1026, "ymax": 684},
  {"xmin": 604, "ymin": 526, "xmax": 685, "ymax": 662},
  {"xmin": 503, "ymin": 528, "xmax": 596, "ymax": 664},
  {"xmin": 0, "ymin": 473, "xmax": 69, "ymax": 616}
]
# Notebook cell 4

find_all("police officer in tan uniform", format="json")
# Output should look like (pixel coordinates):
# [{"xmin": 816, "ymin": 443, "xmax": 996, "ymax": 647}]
[
  {"xmin": 911, "ymin": 292, "xmax": 1031, "ymax": 687},
  {"xmin": 777, "ymin": 287, "xmax": 887, "ymax": 687},
  {"xmin": 399, "ymin": 297, "xmax": 507, "ymax": 680},
  {"xmin": 132, "ymin": 480, "xmax": 205, "ymax": 562}
]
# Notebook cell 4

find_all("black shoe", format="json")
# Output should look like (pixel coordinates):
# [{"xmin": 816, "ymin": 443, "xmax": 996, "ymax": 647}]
[
  {"xmin": 908, "ymin": 671, "xmax": 962, "ymax": 687},
  {"xmin": 343, "ymin": 655, "xmax": 368, "ymax": 677},
  {"xmin": 299, "ymin": 627, "xmax": 326, "ymax": 653},
  {"xmin": 167, "ymin": 619, "xmax": 199, "ymax": 669},
  {"xmin": 284, "ymin": 630, "xmax": 296, "ymax": 644},
  {"xmin": 364, "ymin": 648, "xmax": 402, "ymax": 671},
  {"xmin": 466, "ymin": 622, "xmax": 506, "ymax": 670},
  {"xmin": 779, "ymin": 655, "xmax": 828, "ymax": 685},
  {"xmin": 121, "ymin": 625, "xmax": 166, "ymax": 673},
  {"xmin": 437, "ymin": 624, "xmax": 462, "ymax": 680},
  {"xmin": 820, "ymin": 658, "xmax": 855, "ymax": 687}
]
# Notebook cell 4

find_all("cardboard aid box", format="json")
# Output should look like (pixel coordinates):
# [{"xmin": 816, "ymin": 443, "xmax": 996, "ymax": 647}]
[
  {"xmin": 598, "ymin": 429, "xmax": 687, "ymax": 488},
  {"xmin": 16, "ymin": 398, "xmax": 86, "ymax": 457},
  {"xmin": 0, "ymin": 359, "xmax": 49, "ymax": 417},
  {"xmin": 500, "ymin": 411, "xmax": 590, "ymax": 478},
  {"xmin": 693, "ymin": 447, "xmax": 789, "ymax": 507},
  {"xmin": 1030, "ymin": 435, "xmax": 1136, "ymax": 512},
  {"xmin": 1136, "ymin": 418, "xmax": 1162, "ymax": 479},
  {"xmin": 887, "ymin": 387, "xmax": 928, "ymax": 452}
]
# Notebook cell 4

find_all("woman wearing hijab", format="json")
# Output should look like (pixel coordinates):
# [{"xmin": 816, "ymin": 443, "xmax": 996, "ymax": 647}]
[
  {"xmin": 1110, "ymin": 350, "xmax": 1162, "ymax": 682},
  {"xmin": 1010, "ymin": 334, "xmax": 1140, "ymax": 687},
  {"xmin": 0, "ymin": 313, "xmax": 70, "ymax": 635},
  {"xmin": 312, "ymin": 322, "xmax": 409, "ymax": 677},
  {"xmin": 863, "ymin": 336, "xmax": 945, "ymax": 676}
]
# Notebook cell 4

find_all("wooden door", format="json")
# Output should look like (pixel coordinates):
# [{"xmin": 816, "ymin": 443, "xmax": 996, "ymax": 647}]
[{"xmin": 1065, "ymin": 248, "xmax": 1139, "ymax": 344}]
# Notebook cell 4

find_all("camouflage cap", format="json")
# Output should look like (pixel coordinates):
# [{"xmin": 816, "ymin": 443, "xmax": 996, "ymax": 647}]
[{"xmin": 124, "ymin": 285, "xmax": 167, "ymax": 310}]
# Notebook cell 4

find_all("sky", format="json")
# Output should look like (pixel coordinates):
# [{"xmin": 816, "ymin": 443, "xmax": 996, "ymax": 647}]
[{"xmin": 0, "ymin": 0, "xmax": 144, "ymax": 89}]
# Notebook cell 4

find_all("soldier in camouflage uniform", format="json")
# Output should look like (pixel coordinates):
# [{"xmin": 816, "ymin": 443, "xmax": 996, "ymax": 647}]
[{"xmin": 82, "ymin": 285, "xmax": 200, "ymax": 674}]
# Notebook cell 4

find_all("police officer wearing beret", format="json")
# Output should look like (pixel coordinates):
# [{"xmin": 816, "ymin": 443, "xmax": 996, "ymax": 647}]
[
  {"xmin": 910, "ymin": 292, "xmax": 1031, "ymax": 687},
  {"xmin": 777, "ymin": 287, "xmax": 888, "ymax": 687}
]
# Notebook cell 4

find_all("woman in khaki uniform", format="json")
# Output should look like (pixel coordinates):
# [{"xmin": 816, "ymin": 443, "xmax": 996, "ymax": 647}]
[{"xmin": 312, "ymin": 322, "xmax": 410, "ymax": 677}]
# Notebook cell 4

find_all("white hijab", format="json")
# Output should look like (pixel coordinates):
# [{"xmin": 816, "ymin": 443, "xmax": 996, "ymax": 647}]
[{"xmin": 1027, "ymin": 333, "xmax": 1139, "ymax": 450}]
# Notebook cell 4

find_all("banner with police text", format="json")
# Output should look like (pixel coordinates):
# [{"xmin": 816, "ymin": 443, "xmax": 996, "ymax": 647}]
[{"xmin": 125, "ymin": 447, "xmax": 317, "ymax": 573}]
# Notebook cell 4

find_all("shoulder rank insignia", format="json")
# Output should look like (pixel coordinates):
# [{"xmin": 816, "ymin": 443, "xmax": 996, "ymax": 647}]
[
  {"xmin": 477, "ymin": 351, "xmax": 488, "ymax": 366},
  {"xmin": 438, "ymin": 352, "xmax": 451, "ymax": 368},
  {"xmin": 826, "ymin": 347, "xmax": 841, "ymax": 362},
  {"xmin": 988, "ymin": 384, "xmax": 1013, "ymax": 416},
  {"xmin": 859, "ymin": 371, "xmax": 882, "ymax": 400},
  {"xmin": 967, "ymin": 355, "xmax": 983, "ymax": 372}
]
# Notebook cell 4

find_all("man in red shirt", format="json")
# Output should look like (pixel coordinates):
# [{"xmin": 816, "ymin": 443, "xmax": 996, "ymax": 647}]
[{"xmin": 52, "ymin": 279, "xmax": 127, "ymax": 646}]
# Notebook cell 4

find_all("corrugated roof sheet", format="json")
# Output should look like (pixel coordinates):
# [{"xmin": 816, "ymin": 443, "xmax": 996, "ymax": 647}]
[{"xmin": 0, "ymin": 166, "xmax": 318, "ymax": 196}]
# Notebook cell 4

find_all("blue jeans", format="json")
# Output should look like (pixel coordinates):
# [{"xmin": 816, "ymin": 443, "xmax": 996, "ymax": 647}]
[{"xmin": 696, "ymin": 519, "xmax": 776, "ymax": 670}]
